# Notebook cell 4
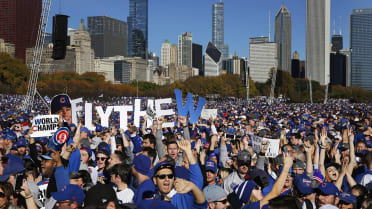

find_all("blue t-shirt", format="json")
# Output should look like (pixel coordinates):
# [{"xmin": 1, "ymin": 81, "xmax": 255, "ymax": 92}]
[{"xmin": 133, "ymin": 179, "xmax": 156, "ymax": 206}]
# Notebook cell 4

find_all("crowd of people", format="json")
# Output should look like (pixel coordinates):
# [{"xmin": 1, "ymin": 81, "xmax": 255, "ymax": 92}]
[{"xmin": 0, "ymin": 93, "xmax": 371, "ymax": 209}]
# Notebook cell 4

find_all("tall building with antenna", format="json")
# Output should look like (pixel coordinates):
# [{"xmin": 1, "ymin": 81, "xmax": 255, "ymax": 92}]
[
  {"xmin": 306, "ymin": 0, "xmax": 330, "ymax": 86},
  {"xmin": 212, "ymin": 0, "xmax": 229, "ymax": 59},
  {"xmin": 275, "ymin": 3, "xmax": 292, "ymax": 73}
]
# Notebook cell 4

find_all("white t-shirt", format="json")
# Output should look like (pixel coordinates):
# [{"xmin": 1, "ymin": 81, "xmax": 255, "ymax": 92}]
[{"xmin": 114, "ymin": 187, "xmax": 134, "ymax": 204}]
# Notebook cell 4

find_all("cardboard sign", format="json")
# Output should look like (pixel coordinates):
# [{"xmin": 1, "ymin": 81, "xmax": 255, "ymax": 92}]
[
  {"xmin": 174, "ymin": 89, "xmax": 206, "ymax": 124},
  {"xmin": 250, "ymin": 134, "xmax": 280, "ymax": 158},
  {"xmin": 70, "ymin": 89, "xmax": 206, "ymax": 130},
  {"xmin": 146, "ymin": 107, "xmax": 157, "ymax": 121},
  {"xmin": 201, "ymin": 109, "xmax": 218, "ymax": 120},
  {"xmin": 31, "ymin": 115, "xmax": 59, "ymax": 137}
]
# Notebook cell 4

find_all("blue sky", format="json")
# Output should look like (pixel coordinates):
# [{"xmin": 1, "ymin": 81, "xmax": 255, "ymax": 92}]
[{"xmin": 48, "ymin": 0, "xmax": 371, "ymax": 60}]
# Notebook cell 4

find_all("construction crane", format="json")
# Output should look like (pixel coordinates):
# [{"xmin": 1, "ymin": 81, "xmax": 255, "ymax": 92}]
[{"xmin": 22, "ymin": 0, "xmax": 52, "ymax": 112}]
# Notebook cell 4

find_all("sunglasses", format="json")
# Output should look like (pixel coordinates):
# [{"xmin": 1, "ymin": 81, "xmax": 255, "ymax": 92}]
[
  {"xmin": 97, "ymin": 157, "xmax": 107, "ymax": 161},
  {"xmin": 155, "ymin": 174, "xmax": 174, "ymax": 180},
  {"xmin": 215, "ymin": 199, "xmax": 228, "ymax": 204},
  {"xmin": 0, "ymin": 192, "xmax": 5, "ymax": 198}
]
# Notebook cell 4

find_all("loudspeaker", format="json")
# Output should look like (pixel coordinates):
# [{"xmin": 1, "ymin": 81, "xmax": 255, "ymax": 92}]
[{"xmin": 52, "ymin": 15, "xmax": 69, "ymax": 60}]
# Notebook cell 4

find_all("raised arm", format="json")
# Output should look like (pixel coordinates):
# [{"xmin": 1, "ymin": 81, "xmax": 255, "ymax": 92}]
[
  {"xmin": 319, "ymin": 128, "xmax": 327, "ymax": 177},
  {"xmin": 304, "ymin": 140, "xmax": 314, "ymax": 175},
  {"xmin": 347, "ymin": 127, "xmax": 356, "ymax": 174},
  {"xmin": 260, "ymin": 152, "xmax": 294, "ymax": 208},
  {"xmin": 155, "ymin": 117, "xmax": 166, "ymax": 159}
]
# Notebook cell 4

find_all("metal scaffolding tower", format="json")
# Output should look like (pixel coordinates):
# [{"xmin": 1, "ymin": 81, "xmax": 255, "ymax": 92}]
[{"xmin": 22, "ymin": 0, "xmax": 52, "ymax": 111}]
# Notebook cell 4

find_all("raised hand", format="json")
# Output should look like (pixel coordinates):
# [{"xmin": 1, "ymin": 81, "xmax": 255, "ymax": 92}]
[
  {"xmin": 19, "ymin": 179, "xmax": 32, "ymax": 198},
  {"xmin": 283, "ymin": 152, "xmax": 294, "ymax": 168},
  {"xmin": 177, "ymin": 140, "xmax": 191, "ymax": 152},
  {"xmin": 178, "ymin": 116, "xmax": 187, "ymax": 127},
  {"xmin": 320, "ymin": 127, "xmax": 327, "ymax": 147},
  {"xmin": 174, "ymin": 179, "xmax": 195, "ymax": 194}
]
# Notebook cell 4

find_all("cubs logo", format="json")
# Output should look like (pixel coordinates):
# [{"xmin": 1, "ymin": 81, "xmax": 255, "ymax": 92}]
[
  {"xmin": 56, "ymin": 130, "xmax": 68, "ymax": 144},
  {"xmin": 53, "ymin": 127, "xmax": 70, "ymax": 145},
  {"xmin": 60, "ymin": 97, "xmax": 66, "ymax": 104}
]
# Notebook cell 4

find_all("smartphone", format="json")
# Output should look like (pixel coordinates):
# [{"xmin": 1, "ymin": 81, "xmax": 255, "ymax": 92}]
[{"xmin": 15, "ymin": 174, "xmax": 25, "ymax": 192}]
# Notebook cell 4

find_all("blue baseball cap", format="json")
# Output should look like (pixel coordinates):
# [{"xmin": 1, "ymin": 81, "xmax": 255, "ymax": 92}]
[
  {"xmin": 294, "ymin": 174, "xmax": 314, "ymax": 195},
  {"xmin": 153, "ymin": 161, "xmax": 174, "ymax": 175},
  {"xmin": 51, "ymin": 184, "xmax": 85, "ymax": 204},
  {"xmin": 16, "ymin": 138, "xmax": 27, "ymax": 148},
  {"xmin": 339, "ymin": 192, "xmax": 356, "ymax": 204},
  {"xmin": 50, "ymin": 94, "xmax": 71, "ymax": 114},
  {"xmin": 95, "ymin": 124, "xmax": 103, "ymax": 132},
  {"xmin": 35, "ymin": 137, "xmax": 48, "ymax": 145},
  {"xmin": 80, "ymin": 127, "xmax": 91, "ymax": 138},
  {"xmin": 205, "ymin": 160, "xmax": 217, "ymax": 173},
  {"xmin": 0, "ymin": 156, "xmax": 24, "ymax": 181},
  {"xmin": 133, "ymin": 154, "xmax": 151, "ymax": 176},
  {"xmin": 316, "ymin": 182, "xmax": 339, "ymax": 196},
  {"xmin": 4, "ymin": 132, "xmax": 16, "ymax": 141},
  {"xmin": 80, "ymin": 145, "xmax": 93, "ymax": 157},
  {"xmin": 39, "ymin": 151, "xmax": 54, "ymax": 161}
]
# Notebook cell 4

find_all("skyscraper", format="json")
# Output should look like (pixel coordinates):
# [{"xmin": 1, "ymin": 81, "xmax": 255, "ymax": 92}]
[
  {"xmin": 331, "ymin": 35, "xmax": 343, "ymax": 52},
  {"xmin": 350, "ymin": 8, "xmax": 372, "ymax": 91},
  {"xmin": 170, "ymin": 44, "xmax": 178, "ymax": 65},
  {"xmin": 192, "ymin": 43, "xmax": 203, "ymax": 76},
  {"xmin": 178, "ymin": 32, "xmax": 192, "ymax": 67},
  {"xmin": 249, "ymin": 37, "xmax": 278, "ymax": 83},
  {"xmin": 127, "ymin": 0, "xmax": 148, "ymax": 59},
  {"xmin": 306, "ymin": 0, "xmax": 331, "ymax": 85},
  {"xmin": 87, "ymin": 16, "xmax": 127, "ymax": 58},
  {"xmin": 0, "ymin": 0, "xmax": 41, "ymax": 61},
  {"xmin": 204, "ymin": 42, "xmax": 222, "ymax": 76},
  {"xmin": 161, "ymin": 40, "xmax": 171, "ymax": 68},
  {"xmin": 275, "ymin": 3, "xmax": 292, "ymax": 73},
  {"xmin": 212, "ymin": 1, "xmax": 229, "ymax": 59}
]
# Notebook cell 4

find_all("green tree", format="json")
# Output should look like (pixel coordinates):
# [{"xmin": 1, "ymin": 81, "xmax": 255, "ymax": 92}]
[{"xmin": 0, "ymin": 53, "xmax": 29, "ymax": 94}]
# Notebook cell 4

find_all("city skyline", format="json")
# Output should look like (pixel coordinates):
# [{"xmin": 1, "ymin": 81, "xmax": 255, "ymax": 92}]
[{"xmin": 47, "ymin": 0, "xmax": 371, "ymax": 60}]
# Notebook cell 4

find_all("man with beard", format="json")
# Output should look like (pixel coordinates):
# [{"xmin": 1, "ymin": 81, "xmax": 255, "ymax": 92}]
[
  {"xmin": 222, "ymin": 150, "xmax": 251, "ymax": 194},
  {"xmin": 315, "ymin": 182, "xmax": 340, "ymax": 209}
]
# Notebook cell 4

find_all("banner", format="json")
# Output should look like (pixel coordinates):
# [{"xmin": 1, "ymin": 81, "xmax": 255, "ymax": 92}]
[
  {"xmin": 201, "ymin": 109, "xmax": 218, "ymax": 120},
  {"xmin": 31, "ymin": 115, "xmax": 60, "ymax": 137},
  {"xmin": 250, "ymin": 134, "xmax": 280, "ymax": 158}
]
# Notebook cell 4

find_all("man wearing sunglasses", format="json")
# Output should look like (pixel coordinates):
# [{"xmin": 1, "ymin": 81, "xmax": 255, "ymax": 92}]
[
  {"xmin": 152, "ymin": 161, "xmax": 207, "ymax": 209},
  {"xmin": 222, "ymin": 150, "xmax": 251, "ymax": 194},
  {"xmin": 203, "ymin": 185, "xmax": 230, "ymax": 209}
]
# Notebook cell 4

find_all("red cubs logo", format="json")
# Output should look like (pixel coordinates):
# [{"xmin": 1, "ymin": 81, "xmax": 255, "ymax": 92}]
[
  {"xmin": 60, "ymin": 97, "xmax": 66, "ymax": 104},
  {"xmin": 56, "ymin": 130, "xmax": 68, "ymax": 144}
]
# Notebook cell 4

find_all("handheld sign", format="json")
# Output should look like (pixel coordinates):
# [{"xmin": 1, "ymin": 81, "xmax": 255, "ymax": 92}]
[
  {"xmin": 201, "ymin": 109, "xmax": 218, "ymax": 120},
  {"xmin": 31, "ymin": 115, "xmax": 60, "ymax": 137},
  {"xmin": 250, "ymin": 134, "xmax": 280, "ymax": 158}
]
